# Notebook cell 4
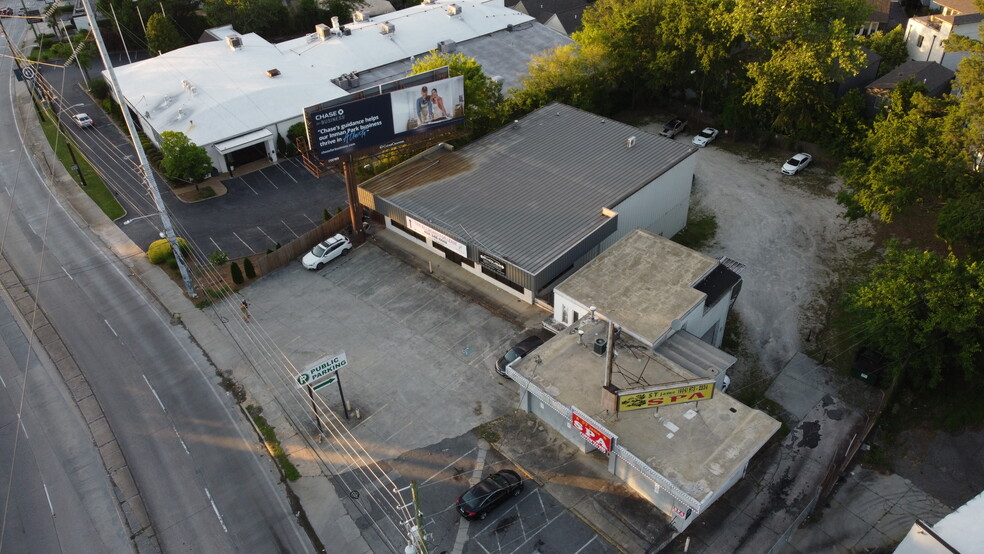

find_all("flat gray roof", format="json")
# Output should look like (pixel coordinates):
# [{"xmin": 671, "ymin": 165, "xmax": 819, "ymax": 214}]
[
  {"xmin": 514, "ymin": 318, "xmax": 779, "ymax": 503},
  {"xmin": 556, "ymin": 229, "xmax": 718, "ymax": 346},
  {"xmin": 360, "ymin": 105, "xmax": 697, "ymax": 274}
]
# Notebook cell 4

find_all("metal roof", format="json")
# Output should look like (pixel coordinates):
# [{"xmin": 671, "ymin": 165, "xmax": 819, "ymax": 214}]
[{"xmin": 361, "ymin": 103, "xmax": 697, "ymax": 274}]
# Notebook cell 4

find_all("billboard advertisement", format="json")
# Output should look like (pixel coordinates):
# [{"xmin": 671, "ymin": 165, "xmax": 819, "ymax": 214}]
[
  {"xmin": 617, "ymin": 380, "xmax": 715, "ymax": 412},
  {"xmin": 305, "ymin": 74, "xmax": 465, "ymax": 160}
]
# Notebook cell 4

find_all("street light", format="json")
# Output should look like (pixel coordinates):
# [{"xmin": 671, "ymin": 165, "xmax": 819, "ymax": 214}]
[
  {"xmin": 123, "ymin": 213, "xmax": 162, "ymax": 225},
  {"xmin": 58, "ymin": 102, "xmax": 84, "ymax": 114}
]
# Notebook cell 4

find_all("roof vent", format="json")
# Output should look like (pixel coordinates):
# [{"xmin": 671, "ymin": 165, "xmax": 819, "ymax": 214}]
[
  {"xmin": 353, "ymin": 10, "xmax": 367, "ymax": 21},
  {"xmin": 437, "ymin": 39, "xmax": 456, "ymax": 53},
  {"xmin": 626, "ymin": 136, "xmax": 636, "ymax": 148},
  {"xmin": 331, "ymin": 16, "xmax": 340, "ymax": 33},
  {"xmin": 266, "ymin": 68, "xmax": 281, "ymax": 78},
  {"xmin": 225, "ymin": 35, "xmax": 242, "ymax": 50},
  {"xmin": 422, "ymin": 0, "xmax": 435, "ymax": 4},
  {"xmin": 380, "ymin": 21, "xmax": 395, "ymax": 34},
  {"xmin": 315, "ymin": 23, "xmax": 330, "ymax": 40},
  {"xmin": 446, "ymin": 4, "xmax": 462, "ymax": 15},
  {"xmin": 341, "ymin": 25, "xmax": 351, "ymax": 36}
]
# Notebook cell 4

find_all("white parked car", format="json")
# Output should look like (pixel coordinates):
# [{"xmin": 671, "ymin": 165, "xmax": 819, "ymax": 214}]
[
  {"xmin": 691, "ymin": 127, "xmax": 719, "ymax": 147},
  {"xmin": 781, "ymin": 153, "xmax": 812, "ymax": 175},
  {"xmin": 72, "ymin": 113, "xmax": 93, "ymax": 128},
  {"xmin": 301, "ymin": 234, "xmax": 352, "ymax": 270}
]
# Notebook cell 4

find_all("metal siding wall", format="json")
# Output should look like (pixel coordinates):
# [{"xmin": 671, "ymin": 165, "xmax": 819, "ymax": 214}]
[{"xmin": 532, "ymin": 218, "xmax": 618, "ymax": 291}]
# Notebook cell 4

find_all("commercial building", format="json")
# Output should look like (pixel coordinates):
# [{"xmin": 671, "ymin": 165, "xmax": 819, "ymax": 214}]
[
  {"xmin": 508, "ymin": 229, "xmax": 779, "ymax": 531},
  {"xmin": 358, "ymin": 103, "xmax": 699, "ymax": 303},
  {"xmin": 109, "ymin": 0, "xmax": 571, "ymax": 173}
]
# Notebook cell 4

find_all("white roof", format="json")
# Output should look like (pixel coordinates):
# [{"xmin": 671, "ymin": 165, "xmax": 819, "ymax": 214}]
[
  {"xmin": 112, "ymin": 0, "xmax": 542, "ymax": 148},
  {"xmin": 895, "ymin": 490, "xmax": 984, "ymax": 553}
]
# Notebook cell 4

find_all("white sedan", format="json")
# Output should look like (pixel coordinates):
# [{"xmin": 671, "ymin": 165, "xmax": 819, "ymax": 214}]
[
  {"xmin": 692, "ymin": 127, "xmax": 719, "ymax": 147},
  {"xmin": 301, "ymin": 234, "xmax": 352, "ymax": 270},
  {"xmin": 781, "ymin": 153, "xmax": 812, "ymax": 175},
  {"xmin": 72, "ymin": 113, "xmax": 93, "ymax": 128}
]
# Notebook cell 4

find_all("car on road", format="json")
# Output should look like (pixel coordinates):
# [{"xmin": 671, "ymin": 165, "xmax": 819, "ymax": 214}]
[
  {"xmin": 72, "ymin": 113, "xmax": 94, "ymax": 128},
  {"xmin": 659, "ymin": 117, "xmax": 688, "ymax": 138},
  {"xmin": 495, "ymin": 335, "xmax": 544, "ymax": 377},
  {"xmin": 455, "ymin": 469, "xmax": 524, "ymax": 520},
  {"xmin": 781, "ymin": 153, "xmax": 812, "ymax": 175},
  {"xmin": 691, "ymin": 127, "xmax": 719, "ymax": 147},
  {"xmin": 301, "ymin": 234, "xmax": 352, "ymax": 269},
  {"xmin": 0, "ymin": 7, "xmax": 13, "ymax": 16}
]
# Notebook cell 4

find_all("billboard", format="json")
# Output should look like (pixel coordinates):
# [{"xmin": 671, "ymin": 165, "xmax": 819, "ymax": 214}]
[
  {"xmin": 304, "ymin": 73, "xmax": 465, "ymax": 160},
  {"xmin": 617, "ymin": 380, "xmax": 715, "ymax": 412}
]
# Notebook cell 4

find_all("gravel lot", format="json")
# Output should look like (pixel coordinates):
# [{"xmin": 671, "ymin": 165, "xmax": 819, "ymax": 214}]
[{"xmin": 639, "ymin": 124, "xmax": 875, "ymax": 389}]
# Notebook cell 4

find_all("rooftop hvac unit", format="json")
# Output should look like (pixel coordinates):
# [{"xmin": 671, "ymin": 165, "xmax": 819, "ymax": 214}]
[
  {"xmin": 626, "ymin": 135, "xmax": 636, "ymax": 148},
  {"xmin": 380, "ymin": 21, "xmax": 395, "ymax": 34},
  {"xmin": 347, "ymin": 72, "xmax": 360, "ymax": 87},
  {"xmin": 437, "ymin": 39, "xmax": 457, "ymax": 53},
  {"xmin": 266, "ymin": 68, "xmax": 281, "ymax": 78},
  {"xmin": 446, "ymin": 4, "xmax": 462, "ymax": 15},
  {"xmin": 315, "ymin": 23, "xmax": 330, "ymax": 40},
  {"xmin": 353, "ymin": 10, "xmax": 366, "ymax": 21},
  {"xmin": 225, "ymin": 35, "xmax": 242, "ymax": 50},
  {"xmin": 421, "ymin": 0, "xmax": 434, "ymax": 3}
]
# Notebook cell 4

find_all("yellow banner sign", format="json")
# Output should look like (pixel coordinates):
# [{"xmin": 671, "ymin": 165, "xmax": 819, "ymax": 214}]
[{"xmin": 618, "ymin": 382, "xmax": 715, "ymax": 412}]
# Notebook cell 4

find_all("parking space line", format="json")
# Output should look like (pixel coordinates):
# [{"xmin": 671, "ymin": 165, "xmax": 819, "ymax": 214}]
[
  {"xmin": 301, "ymin": 213, "xmax": 316, "ymax": 226},
  {"xmin": 451, "ymin": 441, "xmax": 489, "ymax": 554},
  {"xmin": 256, "ymin": 226, "xmax": 278, "ymax": 248},
  {"xmin": 260, "ymin": 170, "xmax": 280, "ymax": 189},
  {"xmin": 421, "ymin": 447, "xmax": 478, "ymax": 486},
  {"xmin": 239, "ymin": 177, "xmax": 259, "ymax": 195},
  {"xmin": 232, "ymin": 231, "xmax": 253, "ymax": 252},
  {"xmin": 276, "ymin": 163, "xmax": 298, "ymax": 183},
  {"xmin": 209, "ymin": 237, "xmax": 222, "ymax": 253},
  {"xmin": 281, "ymin": 220, "xmax": 300, "ymax": 239},
  {"xmin": 572, "ymin": 534, "xmax": 602, "ymax": 553}
]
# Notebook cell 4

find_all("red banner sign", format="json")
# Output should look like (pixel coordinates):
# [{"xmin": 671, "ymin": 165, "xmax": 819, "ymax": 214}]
[{"xmin": 571, "ymin": 413, "xmax": 612, "ymax": 453}]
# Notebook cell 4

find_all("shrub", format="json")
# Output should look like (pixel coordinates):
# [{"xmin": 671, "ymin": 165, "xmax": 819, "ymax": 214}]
[
  {"xmin": 243, "ymin": 257, "xmax": 256, "ymax": 279},
  {"xmin": 89, "ymin": 78, "xmax": 109, "ymax": 99},
  {"xmin": 230, "ymin": 262, "xmax": 244, "ymax": 284},
  {"xmin": 147, "ymin": 237, "xmax": 190, "ymax": 264},
  {"xmin": 322, "ymin": 208, "xmax": 330, "ymax": 222},
  {"xmin": 209, "ymin": 251, "xmax": 229, "ymax": 266},
  {"xmin": 166, "ymin": 257, "xmax": 178, "ymax": 270}
]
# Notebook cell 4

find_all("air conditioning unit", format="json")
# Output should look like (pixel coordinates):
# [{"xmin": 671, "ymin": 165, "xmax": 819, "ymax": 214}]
[
  {"xmin": 341, "ymin": 26, "xmax": 352, "ymax": 36},
  {"xmin": 353, "ymin": 10, "xmax": 366, "ymax": 21},
  {"xmin": 226, "ymin": 35, "xmax": 242, "ymax": 50},
  {"xmin": 347, "ymin": 72, "xmax": 360, "ymax": 87},
  {"xmin": 266, "ymin": 69, "xmax": 281, "ymax": 78},
  {"xmin": 380, "ymin": 21, "xmax": 395, "ymax": 34},
  {"xmin": 437, "ymin": 39, "xmax": 457, "ymax": 53},
  {"xmin": 315, "ymin": 23, "xmax": 330, "ymax": 40},
  {"xmin": 446, "ymin": 4, "xmax": 462, "ymax": 15}
]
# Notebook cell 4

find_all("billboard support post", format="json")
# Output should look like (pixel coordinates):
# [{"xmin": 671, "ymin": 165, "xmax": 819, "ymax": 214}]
[{"xmin": 343, "ymin": 154, "xmax": 363, "ymax": 242}]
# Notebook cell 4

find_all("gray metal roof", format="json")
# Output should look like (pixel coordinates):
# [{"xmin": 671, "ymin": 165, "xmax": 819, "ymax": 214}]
[
  {"xmin": 656, "ymin": 331, "xmax": 737, "ymax": 381},
  {"xmin": 361, "ymin": 103, "xmax": 697, "ymax": 274}
]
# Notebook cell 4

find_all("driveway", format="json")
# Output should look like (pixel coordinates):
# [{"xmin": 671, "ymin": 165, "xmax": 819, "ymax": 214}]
[{"xmin": 639, "ymin": 127, "xmax": 874, "ymax": 384}]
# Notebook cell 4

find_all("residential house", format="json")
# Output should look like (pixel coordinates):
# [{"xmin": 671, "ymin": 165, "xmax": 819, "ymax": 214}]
[{"xmin": 905, "ymin": 0, "xmax": 982, "ymax": 71}]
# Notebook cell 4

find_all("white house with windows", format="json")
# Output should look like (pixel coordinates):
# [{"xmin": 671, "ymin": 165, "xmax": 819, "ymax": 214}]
[{"xmin": 905, "ymin": 0, "xmax": 982, "ymax": 71}]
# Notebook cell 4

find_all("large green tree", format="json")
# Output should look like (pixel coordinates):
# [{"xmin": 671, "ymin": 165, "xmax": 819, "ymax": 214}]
[
  {"xmin": 160, "ymin": 131, "xmax": 213, "ymax": 183},
  {"xmin": 409, "ymin": 52, "xmax": 504, "ymax": 137},
  {"xmin": 146, "ymin": 13, "xmax": 184, "ymax": 55},
  {"xmin": 846, "ymin": 244, "xmax": 984, "ymax": 389},
  {"xmin": 858, "ymin": 26, "xmax": 909, "ymax": 77}
]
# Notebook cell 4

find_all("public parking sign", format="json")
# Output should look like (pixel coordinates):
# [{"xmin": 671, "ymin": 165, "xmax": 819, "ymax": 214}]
[{"xmin": 295, "ymin": 352, "xmax": 347, "ymax": 388}]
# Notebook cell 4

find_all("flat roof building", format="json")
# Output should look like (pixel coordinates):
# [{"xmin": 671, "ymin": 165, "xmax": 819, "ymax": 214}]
[
  {"xmin": 359, "ymin": 104, "xmax": 698, "ymax": 302},
  {"xmin": 110, "ymin": 0, "xmax": 571, "ymax": 173},
  {"xmin": 509, "ymin": 230, "xmax": 778, "ymax": 532}
]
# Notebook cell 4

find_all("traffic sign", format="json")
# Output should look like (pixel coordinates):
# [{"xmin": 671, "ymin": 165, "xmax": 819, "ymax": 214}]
[
  {"xmin": 311, "ymin": 376, "xmax": 337, "ymax": 391},
  {"xmin": 295, "ymin": 352, "xmax": 347, "ymax": 388},
  {"xmin": 21, "ymin": 66, "xmax": 36, "ymax": 80}
]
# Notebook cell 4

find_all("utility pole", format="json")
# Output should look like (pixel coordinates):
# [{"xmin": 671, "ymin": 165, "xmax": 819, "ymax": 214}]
[
  {"xmin": 409, "ymin": 481, "xmax": 427, "ymax": 554},
  {"xmin": 80, "ymin": 0, "xmax": 196, "ymax": 298},
  {"xmin": 56, "ymin": 114, "xmax": 88, "ymax": 187}
]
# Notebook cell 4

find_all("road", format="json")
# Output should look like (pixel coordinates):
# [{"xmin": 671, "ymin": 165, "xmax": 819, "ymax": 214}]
[{"xmin": 1, "ymin": 14, "xmax": 314, "ymax": 554}]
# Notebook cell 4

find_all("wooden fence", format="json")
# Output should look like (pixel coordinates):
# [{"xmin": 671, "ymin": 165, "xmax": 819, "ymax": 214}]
[{"xmin": 253, "ymin": 210, "xmax": 353, "ymax": 276}]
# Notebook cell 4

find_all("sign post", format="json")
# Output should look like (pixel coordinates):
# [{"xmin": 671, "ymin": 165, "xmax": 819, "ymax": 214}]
[{"xmin": 297, "ymin": 353, "xmax": 350, "ymax": 424}]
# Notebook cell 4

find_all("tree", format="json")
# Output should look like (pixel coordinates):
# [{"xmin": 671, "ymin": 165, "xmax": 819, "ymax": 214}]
[
  {"xmin": 409, "ymin": 52, "xmax": 504, "ymax": 137},
  {"xmin": 858, "ymin": 26, "xmax": 909, "ymax": 77},
  {"xmin": 506, "ymin": 44, "xmax": 612, "ymax": 117},
  {"xmin": 845, "ymin": 244, "xmax": 984, "ymax": 389},
  {"xmin": 837, "ymin": 92, "xmax": 962, "ymax": 222},
  {"xmin": 146, "ymin": 12, "xmax": 184, "ymax": 54},
  {"xmin": 203, "ymin": 0, "xmax": 288, "ymax": 38},
  {"xmin": 160, "ymin": 131, "xmax": 213, "ymax": 183}
]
